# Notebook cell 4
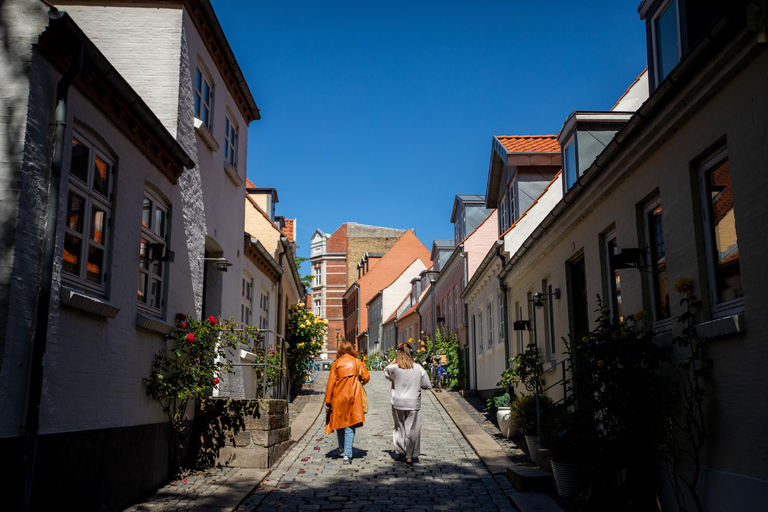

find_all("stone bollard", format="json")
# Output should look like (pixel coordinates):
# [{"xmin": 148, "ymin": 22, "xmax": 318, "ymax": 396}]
[{"xmin": 195, "ymin": 398, "xmax": 291, "ymax": 469}]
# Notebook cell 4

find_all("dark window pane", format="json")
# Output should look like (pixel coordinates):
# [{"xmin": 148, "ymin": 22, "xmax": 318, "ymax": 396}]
[
  {"xmin": 91, "ymin": 207, "xmax": 105, "ymax": 244},
  {"xmin": 151, "ymin": 278, "xmax": 162, "ymax": 308},
  {"xmin": 706, "ymin": 158, "xmax": 742, "ymax": 302},
  {"xmin": 93, "ymin": 156, "xmax": 109, "ymax": 197},
  {"xmin": 86, "ymin": 244, "xmax": 104, "ymax": 284},
  {"xmin": 196, "ymin": 69, "xmax": 202, "ymax": 92},
  {"xmin": 67, "ymin": 192, "xmax": 84, "ymax": 233},
  {"xmin": 566, "ymin": 142, "xmax": 576, "ymax": 189},
  {"xmin": 140, "ymin": 239, "xmax": 149, "ymax": 269},
  {"xmin": 648, "ymin": 205, "xmax": 670, "ymax": 320},
  {"xmin": 138, "ymin": 272, "xmax": 148, "ymax": 303},
  {"xmin": 153, "ymin": 258, "xmax": 162, "ymax": 278},
  {"xmin": 142, "ymin": 198, "xmax": 152, "ymax": 229},
  {"xmin": 63, "ymin": 234, "xmax": 82, "ymax": 276},
  {"xmin": 154, "ymin": 208, "xmax": 166, "ymax": 238},
  {"xmin": 71, "ymin": 139, "xmax": 89, "ymax": 183},
  {"xmin": 656, "ymin": 0, "xmax": 680, "ymax": 83},
  {"xmin": 194, "ymin": 93, "xmax": 201, "ymax": 117}
]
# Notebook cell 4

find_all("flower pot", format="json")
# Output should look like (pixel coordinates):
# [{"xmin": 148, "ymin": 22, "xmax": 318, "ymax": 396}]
[
  {"xmin": 524, "ymin": 435, "xmax": 540, "ymax": 464},
  {"xmin": 551, "ymin": 461, "xmax": 582, "ymax": 498},
  {"xmin": 496, "ymin": 407, "xmax": 511, "ymax": 436}
]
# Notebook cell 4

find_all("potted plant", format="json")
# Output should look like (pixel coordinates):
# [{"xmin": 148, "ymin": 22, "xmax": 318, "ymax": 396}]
[
  {"xmin": 489, "ymin": 393, "xmax": 517, "ymax": 437},
  {"xmin": 510, "ymin": 393, "xmax": 552, "ymax": 464},
  {"xmin": 544, "ymin": 406, "xmax": 591, "ymax": 498}
]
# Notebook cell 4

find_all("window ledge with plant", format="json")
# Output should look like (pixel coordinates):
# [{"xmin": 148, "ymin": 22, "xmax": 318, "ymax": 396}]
[
  {"xmin": 60, "ymin": 285, "xmax": 120, "ymax": 318},
  {"xmin": 194, "ymin": 118, "xmax": 219, "ymax": 152}
]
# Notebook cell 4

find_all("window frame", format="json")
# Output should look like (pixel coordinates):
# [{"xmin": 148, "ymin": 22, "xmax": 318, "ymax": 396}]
[
  {"xmin": 643, "ymin": 197, "xmax": 672, "ymax": 331},
  {"xmin": 543, "ymin": 280, "xmax": 557, "ymax": 361},
  {"xmin": 698, "ymin": 148, "xmax": 743, "ymax": 317},
  {"xmin": 603, "ymin": 230, "xmax": 624, "ymax": 324},
  {"xmin": 563, "ymin": 135, "xmax": 577, "ymax": 191},
  {"xmin": 194, "ymin": 67, "xmax": 214, "ymax": 129},
  {"xmin": 241, "ymin": 273, "xmax": 254, "ymax": 326},
  {"xmin": 259, "ymin": 290, "xmax": 270, "ymax": 331},
  {"xmin": 498, "ymin": 290, "xmax": 505, "ymax": 345},
  {"xmin": 650, "ymin": 0, "xmax": 682, "ymax": 88},
  {"xmin": 224, "ymin": 115, "xmax": 238, "ymax": 169},
  {"xmin": 487, "ymin": 299, "xmax": 494, "ymax": 346},
  {"xmin": 138, "ymin": 188, "xmax": 169, "ymax": 315},
  {"xmin": 62, "ymin": 131, "xmax": 115, "ymax": 296},
  {"xmin": 477, "ymin": 309, "xmax": 484, "ymax": 353}
]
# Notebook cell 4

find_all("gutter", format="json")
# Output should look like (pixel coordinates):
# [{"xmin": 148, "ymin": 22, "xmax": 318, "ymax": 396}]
[{"xmin": 22, "ymin": 13, "xmax": 84, "ymax": 509}]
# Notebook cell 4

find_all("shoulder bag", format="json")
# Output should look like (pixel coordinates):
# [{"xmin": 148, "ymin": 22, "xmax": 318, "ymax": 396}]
[{"xmin": 357, "ymin": 359, "xmax": 369, "ymax": 413}]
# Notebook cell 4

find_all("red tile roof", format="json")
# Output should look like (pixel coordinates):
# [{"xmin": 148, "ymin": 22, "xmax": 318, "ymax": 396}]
[
  {"xmin": 281, "ymin": 218, "xmax": 296, "ymax": 242},
  {"xmin": 245, "ymin": 178, "xmax": 256, "ymax": 188},
  {"xmin": 495, "ymin": 135, "xmax": 560, "ymax": 153}
]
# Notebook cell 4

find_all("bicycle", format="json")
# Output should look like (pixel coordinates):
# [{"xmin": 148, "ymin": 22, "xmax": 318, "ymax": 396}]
[
  {"xmin": 371, "ymin": 353, "xmax": 390, "ymax": 371},
  {"xmin": 424, "ymin": 354, "xmax": 449, "ymax": 391},
  {"xmin": 304, "ymin": 361, "xmax": 320, "ymax": 383}
]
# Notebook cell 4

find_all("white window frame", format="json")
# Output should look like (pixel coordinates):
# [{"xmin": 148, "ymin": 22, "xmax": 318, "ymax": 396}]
[
  {"xmin": 699, "ymin": 148, "xmax": 744, "ymax": 317},
  {"xmin": 62, "ymin": 131, "xmax": 114, "ymax": 296},
  {"xmin": 563, "ymin": 135, "xmax": 577, "ymax": 192},
  {"xmin": 487, "ymin": 299, "xmax": 494, "ymax": 346},
  {"xmin": 454, "ymin": 285, "xmax": 460, "ymax": 328},
  {"xmin": 516, "ymin": 303, "xmax": 525, "ymax": 355},
  {"xmin": 314, "ymin": 265, "xmax": 322, "ymax": 286},
  {"xmin": 224, "ymin": 115, "xmax": 238, "ymax": 169},
  {"xmin": 259, "ymin": 290, "xmax": 270, "ymax": 331},
  {"xmin": 478, "ymin": 310, "xmax": 484, "ymax": 353},
  {"xmin": 241, "ymin": 273, "xmax": 254, "ymax": 326},
  {"xmin": 498, "ymin": 290, "xmax": 505, "ymax": 345},
  {"xmin": 643, "ymin": 198, "xmax": 672, "ymax": 331},
  {"xmin": 447, "ymin": 291, "xmax": 452, "ymax": 332},
  {"xmin": 543, "ymin": 280, "xmax": 556, "ymax": 361},
  {"xmin": 650, "ymin": 0, "xmax": 682, "ymax": 88},
  {"xmin": 194, "ymin": 67, "xmax": 214, "ymax": 128},
  {"xmin": 138, "ymin": 189, "xmax": 169, "ymax": 315}
]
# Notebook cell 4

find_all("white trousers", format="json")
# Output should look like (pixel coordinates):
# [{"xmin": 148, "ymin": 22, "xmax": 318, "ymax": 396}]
[{"xmin": 392, "ymin": 407, "xmax": 421, "ymax": 459}]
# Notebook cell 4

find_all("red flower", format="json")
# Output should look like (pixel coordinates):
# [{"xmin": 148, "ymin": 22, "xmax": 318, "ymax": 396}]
[
  {"xmin": 186, "ymin": 333, "xmax": 195, "ymax": 342},
  {"xmin": 208, "ymin": 315, "xmax": 217, "ymax": 325},
  {"xmin": 180, "ymin": 323, "xmax": 187, "ymax": 329},
  {"xmin": 213, "ymin": 377, "xmax": 219, "ymax": 385},
  {"xmin": 176, "ymin": 313, "xmax": 187, "ymax": 321}
]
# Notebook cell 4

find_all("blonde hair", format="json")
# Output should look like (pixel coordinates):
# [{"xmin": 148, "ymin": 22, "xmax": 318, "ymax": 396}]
[{"xmin": 395, "ymin": 342, "xmax": 414, "ymax": 370}]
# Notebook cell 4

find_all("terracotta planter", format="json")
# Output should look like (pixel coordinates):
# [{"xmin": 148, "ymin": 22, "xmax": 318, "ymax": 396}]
[{"xmin": 551, "ymin": 461, "xmax": 582, "ymax": 498}]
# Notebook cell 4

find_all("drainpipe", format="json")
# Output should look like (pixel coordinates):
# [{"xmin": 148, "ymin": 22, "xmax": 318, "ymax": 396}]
[
  {"xmin": 22, "ymin": 29, "xmax": 84, "ymax": 511},
  {"xmin": 277, "ymin": 237, "xmax": 286, "ymax": 402},
  {"xmin": 496, "ymin": 241, "xmax": 511, "ymax": 396}
]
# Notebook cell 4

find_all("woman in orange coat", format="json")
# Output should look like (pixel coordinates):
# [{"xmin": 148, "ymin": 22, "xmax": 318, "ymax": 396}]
[{"xmin": 324, "ymin": 341, "xmax": 370, "ymax": 463}]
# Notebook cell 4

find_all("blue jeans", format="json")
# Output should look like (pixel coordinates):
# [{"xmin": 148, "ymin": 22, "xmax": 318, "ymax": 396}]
[{"xmin": 336, "ymin": 427, "xmax": 355, "ymax": 458}]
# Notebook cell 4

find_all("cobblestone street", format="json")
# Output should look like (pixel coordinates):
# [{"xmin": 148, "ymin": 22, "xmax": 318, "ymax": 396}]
[{"xmin": 238, "ymin": 371, "xmax": 517, "ymax": 511}]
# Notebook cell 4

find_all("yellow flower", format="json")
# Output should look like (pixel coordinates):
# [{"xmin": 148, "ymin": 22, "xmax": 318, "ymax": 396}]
[
  {"xmin": 673, "ymin": 276, "xmax": 694, "ymax": 295},
  {"xmin": 597, "ymin": 360, "xmax": 605, "ymax": 367},
  {"xmin": 323, "ymin": 319, "xmax": 328, "ymax": 325},
  {"xmin": 298, "ymin": 342, "xmax": 304, "ymax": 348},
  {"xmin": 633, "ymin": 310, "xmax": 647, "ymax": 321},
  {"xmin": 408, "ymin": 338, "xmax": 413, "ymax": 342},
  {"xmin": 298, "ymin": 302, "xmax": 304, "ymax": 307}
]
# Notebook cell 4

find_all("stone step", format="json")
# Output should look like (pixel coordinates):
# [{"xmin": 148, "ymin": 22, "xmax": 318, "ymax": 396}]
[{"xmin": 505, "ymin": 464, "xmax": 555, "ymax": 493}]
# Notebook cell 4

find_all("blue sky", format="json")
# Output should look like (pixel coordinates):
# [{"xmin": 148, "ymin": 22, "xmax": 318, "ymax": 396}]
[{"xmin": 212, "ymin": 1, "xmax": 648, "ymax": 271}]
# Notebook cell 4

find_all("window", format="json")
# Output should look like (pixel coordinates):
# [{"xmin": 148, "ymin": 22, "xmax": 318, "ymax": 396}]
[
  {"xmin": 224, "ymin": 116, "xmax": 238, "ymax": 168},
  {"xmin": 543, "ymin": 280, "xmax": 556, "ymax": 360},
  {"xmin": 447, "ymin": 291, "xmax": 452, "ymax": 331},
  {"xmin": 314, "ymin": 299, "xmax": 321, "ymax": 316},
  {"xmin": 241, "ymin": 274, "xmax": 253, "ymax": 325},
  {"xmin": 194, "ymin": 68, "xmax": 213, "ymax": 128},
  {"xmin": 644, "ymin": 199, "xmax": 671, "ymax": 326},
  {"xmin": 699, "ymin": 150, "xmax": 742, "ymax": 314},
  {"xmin": 138, "ymin": 190, "xmax": 169, "ymax": 313},
  {"xmin": 477, "ymin": 310, "xmax": 484, "ymax": 353},
  {"xmin": 604, "ymin": 231, "xmax": 623, "ymax": 323},
  {"xmin": 498, "ymin": 290, "xmax": 505, "ymax": 345},
  {"xmin": 564, "ymin": 137, "xmax": 577, "ymax": 191},
  {"xmin": 454, "ymin": 286, "xmax": 460, "ymax": 328},
  {"xmin": 314, "ymin": 265, "xmax": 322, "ymax": 286},
  {"xmin": 516, "ymin": 303, "xmax": 524, "ymax": 354},
  {"xmin": 259, "ymin": 291, "xmax": 270, "ymax": 330},
  {"xmin": 487, "ymin": 299, "xmax": 494, "ymax": 345},
  {"xmin": 652, "ymin": 0, "xmax": 680, "ymax": 86},
  {"xmin": 63, "ymin": 133, "xmax": 113, "ymax": 294}
]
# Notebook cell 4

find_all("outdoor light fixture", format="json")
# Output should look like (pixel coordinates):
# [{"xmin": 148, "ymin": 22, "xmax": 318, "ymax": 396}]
[
  {"xmin": 531, "ymin": 289, "xmax": 560, "ymax": 308},
  {"xmin": 199, "ymin": 257, "xmax": 233, "ymax": 273},
  {"xmin": 611, "ymin": 247, "xmax": 646, "ymax": 270},
  {"xmin": 513, "ymin": 320, "xmax": 531, "ymax": 331}
]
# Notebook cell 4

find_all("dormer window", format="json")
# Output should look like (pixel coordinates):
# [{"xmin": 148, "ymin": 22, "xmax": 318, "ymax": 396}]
[
  {"xmin": 651, "ymin": 0, "xmax": 681, "ymax": 86},
  {"xmin": 564, "ymin": 137, "xmax": 577, "ymax": 190}
]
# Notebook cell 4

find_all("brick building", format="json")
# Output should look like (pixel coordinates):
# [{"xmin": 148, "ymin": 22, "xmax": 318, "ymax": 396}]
[{"xmin": 309, "ymin": 223, "xmax": 405, "ymax": 358}]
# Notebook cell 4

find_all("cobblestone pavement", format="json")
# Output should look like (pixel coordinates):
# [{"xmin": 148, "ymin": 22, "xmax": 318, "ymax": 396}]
[
  {"xmin": 237, "ymin": 371, "xmax": 518, "ymax": 511},
  {"xmin": 445, "ymin": 390, "xmax": 529, "ymax": 464},
  {"xmin": 289, "ymin": 369, "xmax": 329, "ymax": 425},
  {"xmin": 124, "ymin": 466, "xmax": 241, "ymax": 511}
]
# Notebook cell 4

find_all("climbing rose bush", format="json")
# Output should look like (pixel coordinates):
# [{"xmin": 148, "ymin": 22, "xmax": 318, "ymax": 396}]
[{"xmin": 286, "ymin": 302, "xmax": 327, "ymax": 387}]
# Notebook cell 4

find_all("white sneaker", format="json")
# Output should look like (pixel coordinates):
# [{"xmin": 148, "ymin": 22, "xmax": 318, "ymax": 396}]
[{"xmin": 343, "ymin": 456, "xmax": 352, "ymax": 464}]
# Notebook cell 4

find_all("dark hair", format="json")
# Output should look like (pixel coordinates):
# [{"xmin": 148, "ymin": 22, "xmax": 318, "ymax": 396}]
[{"xmin": 337, "ymin": 341, "xmax": 357, "ymax": 357}]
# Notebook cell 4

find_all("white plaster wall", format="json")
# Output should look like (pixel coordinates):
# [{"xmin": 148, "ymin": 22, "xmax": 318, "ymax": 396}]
[
  {"xmin": 40, "ymin": 88, "xmax": 196, "ymax": 434},
  {"xmin": 0, "ymin": 0, "xmax": 59, "ymax": 437},
  {"xmin": 612, "ymin": 68, "xmax": 649, "ymax": 112},
  {"xmin": 465, "ymin": 263, "xmax": 505, "ymax": 392},
  {"xmin": 55, "ymin": 3, "xmax": 183, "ymax": 136},
  {"xmin": 502, "ymin": 174, "xmax": 563, "ymax": 256},
  {"xmin": 382, "ymin": 259, "xmax": 427, "ymax": 321}
]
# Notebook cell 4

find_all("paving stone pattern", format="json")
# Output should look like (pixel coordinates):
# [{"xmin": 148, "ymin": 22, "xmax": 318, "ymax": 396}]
[
  {"xmin": 446, "ymin": 391, "xmax": 530, "ymax": 465},
  {"xmin": 238, "ymin": 371, "xmax": 519, "ymax": 511},
  {"xmin": 289, "ymin": 370, "xmax": 329, "ymax": 425},
  {"xmin": 124, "ymin": 467, "xmax": 240, "ymax": 511}
]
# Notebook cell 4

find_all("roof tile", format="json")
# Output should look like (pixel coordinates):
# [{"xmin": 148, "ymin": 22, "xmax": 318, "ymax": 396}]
[{"xmin": 495, "ymin": 135, "xmax": 560, "ymax": 153}]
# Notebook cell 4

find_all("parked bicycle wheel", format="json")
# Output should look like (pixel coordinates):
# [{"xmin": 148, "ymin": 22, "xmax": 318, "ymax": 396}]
[
  {"xmin": 304, "ymin": 362, "xmax": 319, "ymax": 383},
  {"xmin": 439, "ymin": 369, "xmax": 450, "ymax": 389}
]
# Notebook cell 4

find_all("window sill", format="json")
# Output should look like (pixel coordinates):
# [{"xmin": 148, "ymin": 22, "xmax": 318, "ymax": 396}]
[
  {"xmin": 696, "ymin": 314, "xmax": 745, "ymax": 340},
  {"xmin": 223, "ymin": 163, "xmax": 243, "ymax": 187},
  {"xmin": 194, "ymin": 118, "xmax": 220, "ymax": 152},
  {"xmin": 136, "ymin": 311, "xmax": 175, "ymax": 335},
  {"xmin": 60, "ymin": 286, "xmax": 120, "ymax": 318},
  {"xmin": 240, "ymin": 349, "xmax": 258, "ymax": 362}
]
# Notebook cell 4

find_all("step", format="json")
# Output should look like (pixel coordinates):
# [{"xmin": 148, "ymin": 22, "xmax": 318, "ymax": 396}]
[{"xmin": 505, "ymin": 464, "xmax": 555, "ymax": 493}]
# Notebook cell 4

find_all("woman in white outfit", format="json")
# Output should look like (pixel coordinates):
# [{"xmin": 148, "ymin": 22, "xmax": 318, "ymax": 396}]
[{"xmin": 383, "ymin": 342, "xmax": 431, "ymax": 465}]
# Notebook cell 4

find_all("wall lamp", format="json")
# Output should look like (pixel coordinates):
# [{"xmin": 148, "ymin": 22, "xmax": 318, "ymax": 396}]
[
  {"xmin": 513, "ymin": 320, "xmax": 531, "ymax": 331},
  {"xmin": 199, "ymin": 257, "xmax": 233, "ymax": 273},
  {"xmin": 531, "ymin": 289, "xmax": 561, "ymax": 308},
  {"xmin": 611, "ymin": 248, "xmax": 646, "ymax": 270}
]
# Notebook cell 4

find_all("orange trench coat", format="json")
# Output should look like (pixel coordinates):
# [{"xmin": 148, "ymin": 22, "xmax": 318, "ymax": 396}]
[{"xmin": 324, "ymin": 354, "xmax": 370, "ymax": 433}]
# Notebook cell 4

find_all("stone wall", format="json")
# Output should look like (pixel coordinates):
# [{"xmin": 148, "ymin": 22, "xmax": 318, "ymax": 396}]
[{"xmin": 196, "ymin": 398, "xmax": 291, "ymax": 469}]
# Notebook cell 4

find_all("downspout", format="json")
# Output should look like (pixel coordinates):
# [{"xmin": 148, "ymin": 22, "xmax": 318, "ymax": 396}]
[
  {"xmin": 277, "ymin": 237, "xmax": 286, "ymax": 408},
  {"xmin": 22, "ymin": 27, "xmax": 84, "ymax": 511},
  {"xmin": 496, "ymin": 241, "xmax": 510, "ymax": 396}
]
